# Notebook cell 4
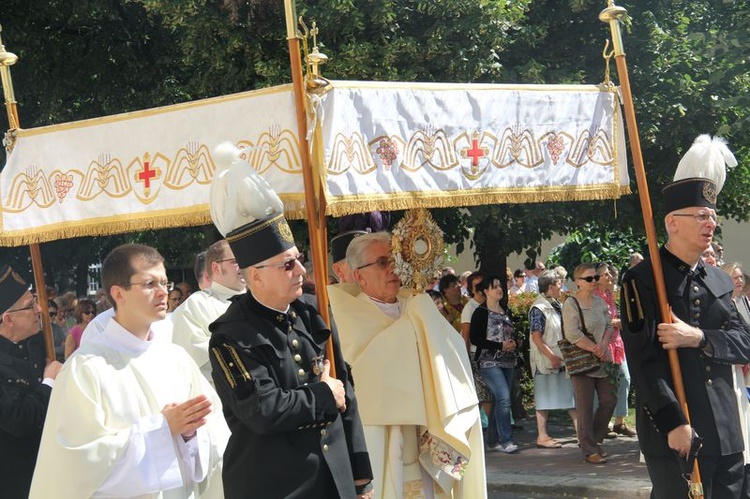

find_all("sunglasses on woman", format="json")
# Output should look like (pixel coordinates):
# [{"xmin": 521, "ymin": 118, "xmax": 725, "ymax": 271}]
[{"xmin": 578, "ymin": 275, "xmax": 601, "ymax": 283}]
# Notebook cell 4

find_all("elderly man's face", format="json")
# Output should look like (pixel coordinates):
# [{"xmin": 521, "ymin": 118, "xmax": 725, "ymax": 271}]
[
  {"xmin": 246, "ymin": 247, "xmax": 306, "ymax": 310},
  {"xmin": 668, "ymin": 207, "xmax": 718, "ymax": 255},
  {"xmin": 353, "ymin": 241, "xmax": 400, "ymax": 303}
]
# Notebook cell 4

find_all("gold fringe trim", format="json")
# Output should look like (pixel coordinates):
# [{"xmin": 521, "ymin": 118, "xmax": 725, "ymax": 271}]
[
  {"xmin": 325, "ymin": 184, "xmax": 631, "ymax": 217},
  {"xmin": 0, "ymin": 195, "xmax": 309, "ymax": 247}
]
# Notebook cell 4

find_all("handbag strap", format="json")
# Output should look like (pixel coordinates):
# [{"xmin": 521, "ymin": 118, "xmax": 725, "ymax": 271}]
[{"xmin": 570, "ymin": 296, "xmax": 596, "ymax": 342}]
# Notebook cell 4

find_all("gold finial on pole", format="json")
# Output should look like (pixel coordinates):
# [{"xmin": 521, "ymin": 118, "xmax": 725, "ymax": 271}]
[
  {"xmin": 598, "ymin": 1, "xmax": 627, "ymax": 57},
  {"xmin": 300, "ymin": 20, "xmax": 331, "ymax": 95},
  {"xmin": 0, "ymin": 24, "xmax": 20, "ymax": 130}
]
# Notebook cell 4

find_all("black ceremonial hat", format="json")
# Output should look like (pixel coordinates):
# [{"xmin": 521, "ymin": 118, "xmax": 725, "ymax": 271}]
[
  {"xmin": 330, "ymin": 230, "xmax": 368, "ymax": 263},
  {"xmin": 663, "ymin": 135, "xmax": 736, "ymax": 214},
  {"xmin": 0, "ymin": 265, "xmax": 29, "ymax": 314},
  {"xmin": 226, "ymin": 214, "xmax": 296, "ymax": 269}
]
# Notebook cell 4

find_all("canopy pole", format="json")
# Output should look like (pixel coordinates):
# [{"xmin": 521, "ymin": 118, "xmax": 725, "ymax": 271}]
[
  {"xmin": 599, "ymin": 3, "xmax": 703, "ymax": 496},
  {"xmin": 0, "ymin": 26, "xmax": 55, "ymax": 361},
  {"xmin": 284, "ymin": 2, "xmax": 335, "ymax": 377}
]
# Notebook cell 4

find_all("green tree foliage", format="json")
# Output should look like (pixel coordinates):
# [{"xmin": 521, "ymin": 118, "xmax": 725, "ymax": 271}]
[{"xmin": 547, "ymin": 221, "xmax": 647, "ymax": 273}]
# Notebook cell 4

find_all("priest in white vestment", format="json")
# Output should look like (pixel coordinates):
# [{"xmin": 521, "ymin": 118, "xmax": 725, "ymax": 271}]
[
  {"xmin": 328, "ymin": 232, "xmax": 486, "ymax": 499},
  {"xmin": 30, "ymin": 244, "xmax": 227, "ymax": 499},
  {"xmin": 172, "ymin": 240, "xmax": 246, "ymax": 381}
]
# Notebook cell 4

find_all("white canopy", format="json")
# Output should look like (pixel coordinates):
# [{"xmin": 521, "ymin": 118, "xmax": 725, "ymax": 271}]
[{"xmin": 0, "ymin": 81, "xmax": 628, "ymax": 246}]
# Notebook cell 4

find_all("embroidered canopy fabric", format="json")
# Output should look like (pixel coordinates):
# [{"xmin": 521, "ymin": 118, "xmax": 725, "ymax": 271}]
[{"xmin": 0, "ymin": 81, "xmax": 629, "ymax": 245}]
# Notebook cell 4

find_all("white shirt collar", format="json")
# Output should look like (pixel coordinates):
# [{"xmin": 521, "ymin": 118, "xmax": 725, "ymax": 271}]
[{"xmin": 104, "ymin": 318, "xmax": 154, "ymax": 355}]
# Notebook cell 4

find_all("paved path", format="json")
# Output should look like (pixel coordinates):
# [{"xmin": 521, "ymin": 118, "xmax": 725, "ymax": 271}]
[{"xmin": 484, "ymin": 419, "xmax": 653, "ymax": 498}]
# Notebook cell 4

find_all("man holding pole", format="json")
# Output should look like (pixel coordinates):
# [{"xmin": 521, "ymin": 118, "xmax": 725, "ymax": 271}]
[
  {"xmin": 621, "ymin": 135, "xmax": 750, "ymax": 497},
  {"xmin": 0, "ymin": 266, "xmax": 62, "ymax": 498},
  {"xmin": 207, "ymin": 143, "xmax": 373, "ymax": 498}
]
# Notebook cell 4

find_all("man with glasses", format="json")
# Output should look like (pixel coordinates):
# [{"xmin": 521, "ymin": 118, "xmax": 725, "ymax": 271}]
[
  {"xmin": 207, "ymin": 142, "xmax": 373, "ymax": 498},
  {"xmin": 621, "ymin": 135, "xmax": 750, "ymax": 497},
  {"xmin": 30, "ymin": 244, "xmax": 227, "ymax": 498},
  {"xmin": 173, "ymin": 240, "xmax": 246, "ymax": 382},
  {"xmin": 0, "ymin": 266, "xmax": 62, "ymax": 498},
  {"xmin": 327, "ymin": 231, "xmax": 486, "ymax": 498}
]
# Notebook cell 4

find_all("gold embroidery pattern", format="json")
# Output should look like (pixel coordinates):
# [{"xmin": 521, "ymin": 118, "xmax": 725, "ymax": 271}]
[
  {"xmin": 3, "ymin": 130, "xmax": 301, "ymax": 214},
  {"xmin": 241, "ymin": 125, "xmax": 303, "ymax": 175},
  {"xmin": 327, "ymin": 131, "xmax": 375, "ymax": 175},
  {"xmin": 278, "ymin": 219, "xmax": 294, "ymax": 243},
  {"xmin": 339, "ymin": 126, "xmax": 619, "ymax": 179},
  {"xmin": 163, "ymin": 142, "xmax": 214, "ymax": 189}
]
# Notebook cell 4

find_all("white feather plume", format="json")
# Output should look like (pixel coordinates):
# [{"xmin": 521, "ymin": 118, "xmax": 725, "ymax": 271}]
[
  {"xmin": 209, "ymin": 141, "xmax": 284, "ymax": 236},
  {"xmin": 674, "ymin": 134, "xmax": 737, "ymax": 194}
]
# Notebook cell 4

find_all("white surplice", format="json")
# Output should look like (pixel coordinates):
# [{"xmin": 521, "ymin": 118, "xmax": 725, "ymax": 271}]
[
  {"xmin": 29, "ymin": 319, "xmax": 228, "ymax": 499},
  {"xmin": 171, "ymin": 282, "xmax": 244, "ymax": 381}
]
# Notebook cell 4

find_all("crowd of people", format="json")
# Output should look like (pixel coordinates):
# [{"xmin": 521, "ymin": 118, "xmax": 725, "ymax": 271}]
[{"xmin": 1, "ymin": 136, "xmax": 749, "ymax": 498}]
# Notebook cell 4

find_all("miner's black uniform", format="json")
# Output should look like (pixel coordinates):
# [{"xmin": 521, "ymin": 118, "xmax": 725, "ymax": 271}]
[
  {"xmin": 209, "ymin": 292, "xmax": 372, "ymax": 498},
  {"xmin": 0, "ymin": 333, "xmax": 51, "ymax": 499},
  {"xmin": 622, "ymin": 247, "xmax": 750, "ymax": 498}
]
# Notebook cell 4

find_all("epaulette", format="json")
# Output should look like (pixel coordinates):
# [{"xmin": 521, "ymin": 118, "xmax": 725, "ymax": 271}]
[
  {"xmin": 622, "ymin": 276, "xmax": 645, "ymax": 332},
  {"xmin": 211, "ymin": 342, "xmax": 252, "ymax": 390}
]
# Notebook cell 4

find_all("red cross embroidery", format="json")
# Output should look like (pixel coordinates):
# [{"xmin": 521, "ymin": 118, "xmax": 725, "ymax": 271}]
[
  {"xmin": 137, "ymin": 159, "xmax": 157, "ymax": 189},
  {"xmin": 463, "ymin": 136, "xmax": 488, "ymax": 168}
]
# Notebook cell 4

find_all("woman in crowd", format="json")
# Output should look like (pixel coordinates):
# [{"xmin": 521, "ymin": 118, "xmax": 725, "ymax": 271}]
[
  {"xmin": 470, "ymin": 274, "xmax": 520, "ymax": 453},
  {"xmin": 64, "ymin": 298, "xmax": 97, "ymax": 359},
  {"xmin": 529, "ymin": 270, "xmax": 577, "ymax": 448},
  {"xmin": 509, "ymin": 268, "xmax": 529, "ymax": 297},
  {"xmin": 439, "ymin": 273, "xmax": 467, "ymax": 332},
  {"xmin": 562, "ymin": 263, "xmax": 615, "ymax": 464},
  {"xmin": 723, "ymin": 262, "xmax": 749, "ymax": 325},
  {"xmin": 594, "ymin": 263, "xmax": 635, "ymax": 437}
]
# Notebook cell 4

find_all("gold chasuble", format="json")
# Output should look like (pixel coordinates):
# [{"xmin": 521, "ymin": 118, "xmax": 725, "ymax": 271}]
[{"xmin": 328, "ymin": 284, "xmax": 486, "ymax": 499}]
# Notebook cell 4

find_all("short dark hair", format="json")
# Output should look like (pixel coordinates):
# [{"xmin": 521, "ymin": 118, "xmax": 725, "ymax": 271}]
[
  {"xmin": 102, "ymin": 244, "xmax": 164, "ymax": 310},
  {"xmin": 194, "ymin": 251, "xmax": 207, "ymax": 282},
  {"xmin": 426, "ymin": 289, "xmax": 442, "ymax": 301},
  {"xmin": 205, "ymin": 240, "xmax": 230, "ymax": 278},
  {"xmin": 476, "ymin": 274, "xmax": 503, "ymax": 294},
  {"xmin": 438, "ymin": 274, "xmax": 460, "ymax": 294}
]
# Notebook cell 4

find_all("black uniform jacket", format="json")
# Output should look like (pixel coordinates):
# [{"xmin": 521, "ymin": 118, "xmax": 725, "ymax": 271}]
[
  {"xmin": 209, "ymin": 292, "xmax": 372, "ymax": 499},
  {"xmin": 621, "ymin": 247, "xmax": 750, "ymax": 456},
  {"xmin": 0, "ymin": 333, "xmax": 51, "ymax": 499}
]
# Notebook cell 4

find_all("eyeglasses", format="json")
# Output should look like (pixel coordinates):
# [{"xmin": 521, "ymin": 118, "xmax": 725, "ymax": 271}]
[
  {"xmin": 578, "ymin": 275, "xmax": 601, "ymax": 283},
  {"xmin": 216, "ymin": 257, "xmax": 238, "ymax": 266},
  {"xmin": 356, "ymin": 256, "xmax": 394, "ymax": 271},
  {"xmin": 5, "ymin": 303, "xmax": 37, "ymax": 313},
  {"xmin": 82, "ymin": 310, "xmax": 96, "ymax": 316},
  {"xmin": 5, "ymin": 296, "xmax": 38, "ymax": 313},
  {"xmin": 129, "ymin": 279, "xmax": 174, "ymax": 292},
  {"xmin": 672, "ymin": 212, "xmax": 718, "ymax": 224},
  {"xmin": 49, "ymin": 311, "xmax": 57, "ymax": 317},
  {"xmin": 255, "ymin": 254, "xmax": 304, "ymax": 272},
  {"xmin": 516, "ymin": 274, "xmax": 526, "ymax": 278}
]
